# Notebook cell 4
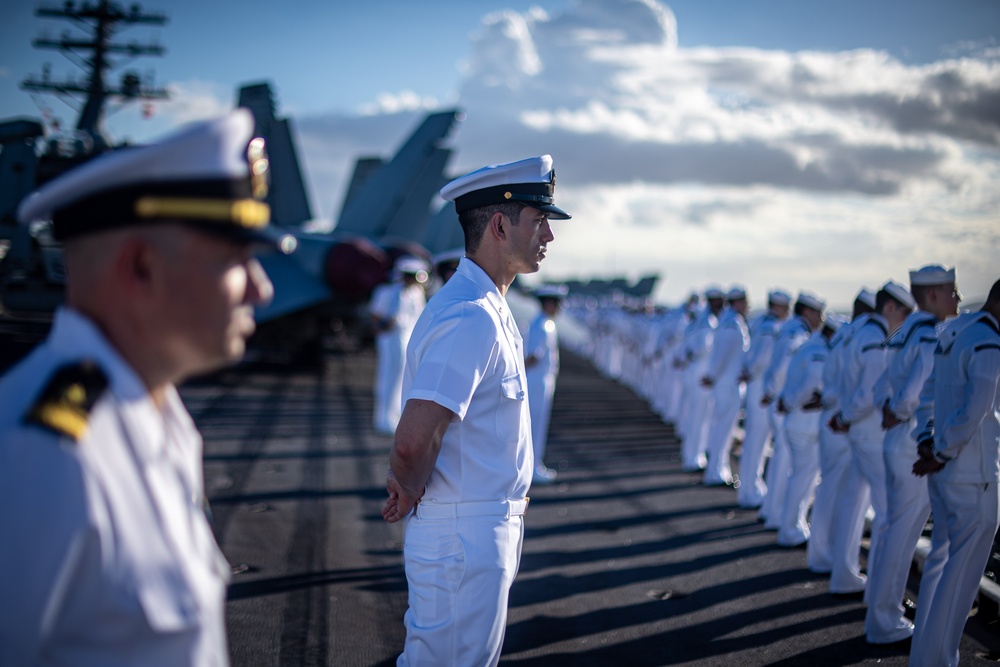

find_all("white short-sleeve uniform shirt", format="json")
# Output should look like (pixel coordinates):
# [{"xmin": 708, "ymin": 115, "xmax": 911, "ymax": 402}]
[{"xmin": 403, "ymin": 258, "xmax": 533, "ymax": 503}]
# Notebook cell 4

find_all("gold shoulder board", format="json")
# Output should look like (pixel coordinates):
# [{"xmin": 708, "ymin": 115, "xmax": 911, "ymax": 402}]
[{"xmin": 25, "ymin": 360, "xmax": 108, "ymax": 441}]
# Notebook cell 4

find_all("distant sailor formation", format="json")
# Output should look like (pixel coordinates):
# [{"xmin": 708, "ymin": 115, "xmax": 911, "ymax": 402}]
[{"xmin": 567, "ymin": 266, "xmax": 999, "ymax": 667}]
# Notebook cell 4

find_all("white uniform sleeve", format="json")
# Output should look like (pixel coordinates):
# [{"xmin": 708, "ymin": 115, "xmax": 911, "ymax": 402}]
[
  {"xmin": 890, "ymin": 335, "xmax": 938, "ymax": 422},
  {"xmin": 936, "ymin": 341, "xmax": 1000, "ymax": 461},
  {"xmin": 841, "ymin": 336, "xmax": 887, "ymax": 424},
  {"xmin": 406, "ymin": 303, "xmax": 501, "ymax": 420}
]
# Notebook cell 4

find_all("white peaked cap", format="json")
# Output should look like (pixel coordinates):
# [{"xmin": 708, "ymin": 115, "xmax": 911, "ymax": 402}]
[
  {"xmin": 16, "ymin": 109, "xmax": 292, "ymax": 251},
  {"xmin": 909, "ymin": 264, "xmax": 956, "ymax": 286},
  {"xmin": 395, "ymin": 256, "xmax": 429, "ymax": 274},
  {"xmin": 535, "ymin": 284, "xmax": 569, "ymax": 299},
  {"xmin": 439, "ymin": 155, "xmax": 571, "ymax": 219}
]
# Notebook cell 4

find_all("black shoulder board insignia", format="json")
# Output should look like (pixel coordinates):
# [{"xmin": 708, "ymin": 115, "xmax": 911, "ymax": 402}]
[{"xmin": 25, "ymin": 360, "xmax": 109, "ymax": 441}]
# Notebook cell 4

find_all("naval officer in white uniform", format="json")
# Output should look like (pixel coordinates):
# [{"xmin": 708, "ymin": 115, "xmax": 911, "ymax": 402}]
[
  {"xmin": 0, "ymin": 110, "xmax": 287, "ymax": 666},
  {"xmin": 382, "ymin": 155, "xmax": 572, "ymax": 666},
  {"xmin": 909, "ymin": 278, "xmax": 1000, "ymax": 667}
]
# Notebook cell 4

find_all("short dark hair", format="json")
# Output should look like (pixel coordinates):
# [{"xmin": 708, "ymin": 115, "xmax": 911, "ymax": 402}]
[
  {"xmin": 852, "ymin": 297, "xmax": 876, "ymax": 318},
  {"xmin": 875, "ymin": 288, "xmax": 912, "ymax": 313},
  {"xmin": 793, "ymin": 301, "xmax": 806, "ymax": 317},
  {"xmin": 910, "ymin": 284, "xmax": 934, "ymax": 308},
  {"xmin": 458, "ymin": 202, "xmax": 525, "ymax": 253},
  {"xmin": 986, "ymin": 278, "xmax": 1000, "ymax": 306}
]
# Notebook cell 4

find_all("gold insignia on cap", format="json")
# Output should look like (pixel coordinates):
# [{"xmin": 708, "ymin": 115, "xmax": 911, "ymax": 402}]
[
  {"xmin": 25, "ymin": 361, "xmax": 108, "ymax": 441},
  {"xmin": 247, "ymin": 137, "xmax": 270, "ymax": 199},
  {"xmin": 135, "ymin": 197, "xmax": 270, "ymax": 229},
  {"xmin": 504, "ymin": 192, "xmax": 512, "ymax": 199}
]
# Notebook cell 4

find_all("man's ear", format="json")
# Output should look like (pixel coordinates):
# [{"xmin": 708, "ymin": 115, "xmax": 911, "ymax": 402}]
[
  {"xmin": 488, "ymin": 210, "xmax": 507, "ymax": 242},
  {"xmin": 113, "ymin": 235, "xmax": 155, "ymax": 296}
]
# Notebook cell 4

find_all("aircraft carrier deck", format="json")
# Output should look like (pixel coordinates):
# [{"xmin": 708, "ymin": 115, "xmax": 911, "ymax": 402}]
[{"xmin": 179, "ymin": 342, "xmax": 1000, "ymax": 666}]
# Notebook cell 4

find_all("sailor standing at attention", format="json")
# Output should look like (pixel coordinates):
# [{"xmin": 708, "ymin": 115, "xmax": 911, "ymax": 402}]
[
  {"xmin": 864, "ymin": 265, "xmax": 961, "ymax": 648},
  {"xmin": 737, "ymin": 289, "xmax": 791, "ymax": 508},
  {"xmin": 908, "ymin": 278, "xmax": 1000, "ymax": 667},
  {"xmin": 370, "ymin": 256, "xmax": 429, "ymax": 434},
  {"xmin": 0, "ymin": 110, "xmax": 287, "ymax": 666},
  {"xmin": 525, "ymin": 284, "xmax": 568, "ymax": 485},
  {"xmin": 701, "ymin": 285, "xmax": 751, "ymax": 486},
  {"xmin": 381, "ymin": 155, "xmax": 571, "ymax": 666},
  {"xmin": 679, "ymin": 286, "xmax": 724, "ymax": 472},
  {"xmin": 808, "ymin": 287, "xmax": 876, "ymax": 579},
  {"xmin": 759, "ymin": 291, "xmax": 826, "ymax": 529},
  {"xmin": 829, "ymin": 281, "xmax": 914, "ymax": 598}
]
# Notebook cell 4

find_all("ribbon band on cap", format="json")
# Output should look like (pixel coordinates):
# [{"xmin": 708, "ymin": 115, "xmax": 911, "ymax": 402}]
[{"xmin": 135, "ymin": 197, "xmax": 270, "ymax": 228}]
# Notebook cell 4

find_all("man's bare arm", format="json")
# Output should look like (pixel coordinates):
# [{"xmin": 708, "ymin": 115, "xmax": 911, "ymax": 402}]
[{"xmin": 382, "ymin": 398, "xmax": 455, "ymax": 523}]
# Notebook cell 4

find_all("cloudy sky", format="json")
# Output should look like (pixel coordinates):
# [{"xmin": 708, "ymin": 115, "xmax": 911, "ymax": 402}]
[{"xmin": 1, "ymin": 0, "xmax": 998, "ymax": 308}]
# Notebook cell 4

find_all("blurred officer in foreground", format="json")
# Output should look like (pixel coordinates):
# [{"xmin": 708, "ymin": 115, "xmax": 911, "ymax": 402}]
[
  {"xmin": 382, "ymin": 156, "xmax": 571, "ymax": 666},
  {"xmin": 526, "ymin": 284, "xmax": 569, "ymax": 485},
  {"xmin": 369, "ymin": 256, "xmax": 429, "ymax": 434},
  {"xmin": 909, "ymin": 278, "xmax": 1000, "ymax": 667},
  {"xmin": 864, "ymin": 265, "xmax": 960, "ymax": 647},
  {"xmin": 0, "ymin": 110, "xmax": 287, "ymax": 666}
]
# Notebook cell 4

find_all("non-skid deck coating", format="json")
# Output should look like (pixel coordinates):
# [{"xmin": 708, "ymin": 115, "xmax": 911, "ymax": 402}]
[{"xmin": 182, "ymin": 346, "xmax": 1000, "ymax": 666}]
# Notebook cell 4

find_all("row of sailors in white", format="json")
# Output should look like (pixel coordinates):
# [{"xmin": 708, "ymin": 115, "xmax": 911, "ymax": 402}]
[{"xmin": 567, "ymin": 270, "xmax": 1000, "ymax": 666}]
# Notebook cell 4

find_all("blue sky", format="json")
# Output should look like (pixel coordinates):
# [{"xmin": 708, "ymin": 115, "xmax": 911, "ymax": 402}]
[{"xmin": 1, "ymin": 0, "xmax": 998, "ymax": 307}]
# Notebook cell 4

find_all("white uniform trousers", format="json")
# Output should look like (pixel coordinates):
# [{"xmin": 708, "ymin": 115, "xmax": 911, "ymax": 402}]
[
  {"xmin": 909, "ymin": 479, "xmax": 1000, "ymax": 667},
  {"xmin": 848, "ymin": 431, "xmax": 890, "ymax": 599},
  {"xmin": 759, "ymin": 406, "xmax": 789, "ymax": 529},
  {"xmin": 827, "ymin": 452, "xmax": 871, "ymax": 593},
  {"xmin": 864, "ymin": 422, "xmax": 934, "ymax": 643},
  {"xmin": 663, "ymin": 363, "xmax": 685, "ymax": 425},
  {"xmin": 737, "ymin": 380, "xmax": 771, "ymax": 508},
  {"xmin": 703, "ymin": 381, "xmax": 742, "ymax": 485},
  {"xmin": 374, "ymin": 332, "xmax": 405, "ymax": 433},
  {"xmin": 680, "ymin": 372, "xmax": 712, "ymax": 471},
  {"xmin": 399, "ymin": 512, "xmax": 524, "ymax": 667},
  {"xmin": 806, "ymin": 416, "xmax": 849, "ymax": 573},
  {"xmin": 527, "ymin": 372, "xmax": 556, "ymax": 467},
  {"xmin": 777, "ymin": 411, "xmax": 821, "ymax": 546}
]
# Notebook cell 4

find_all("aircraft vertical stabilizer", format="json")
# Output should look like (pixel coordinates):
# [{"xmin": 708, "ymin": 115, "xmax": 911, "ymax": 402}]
[
  {"xmin": 380, "ymin": 147, "xmax": 451, "ymax": 244},
  {"xmin": 238, "ymin": 83, "xmax": 312, "ymax": 227},
  {"xmin": 335, "ymin": 110, "xmax": 462, "ymax": 238}
]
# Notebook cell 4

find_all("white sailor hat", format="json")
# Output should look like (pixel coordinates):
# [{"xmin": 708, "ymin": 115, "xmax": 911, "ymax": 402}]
[
  {"xmin": 881, "ymin": 280, "xmax": 916, "ymax": 310},
  {"xmin": 824, "ymin": 314, "xmax": 848, "ymax": 332},
  {"xmin": 17, "ymin": 109, "xmax": 293, "ymax": 252},
  {"xmin": 705, "ymin": 285, "xmax": 724, "ymax": 299},
  {"xmin": 796, "ymin": 291, "xmax": 827, "ymax": 312},
  {"xmin": 909, "ymin": 264, "xmax": 956, "ymax": 286},
  {"xmin": 767, "ymin": 289, "xmax": 791, "ymax": 306},
  {"xmin": 535, "ymin": 284, "xmax": 569, "ymax": 300},
  {"xmin": 395, "ymin": 255, "xmax": 429, "ymax": 275},
  {"xmin": 856, "ymin": 287, "xmax": 877, "ymax": 309},
  {"xmin": 726, "ymin": 285, "xmax": 747, "ymax": 301},
  {"xmin": 439, "ymin": 155, "xmax": 571, "ymax": 220},
  {"xmin": 431, "ymin": 248, "xmax": 465, "ymax": 267}
]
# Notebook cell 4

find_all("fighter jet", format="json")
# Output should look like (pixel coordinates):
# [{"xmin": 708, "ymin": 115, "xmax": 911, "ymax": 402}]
[{"xmin": 241, "ymin": 82, "xmax": 465, "ymax": 360}]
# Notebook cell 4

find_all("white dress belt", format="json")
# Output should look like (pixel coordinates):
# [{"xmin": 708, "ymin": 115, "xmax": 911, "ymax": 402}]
[{"xmin": 414, "ymin": 498, "xmax": 530, "ymax": 519}]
